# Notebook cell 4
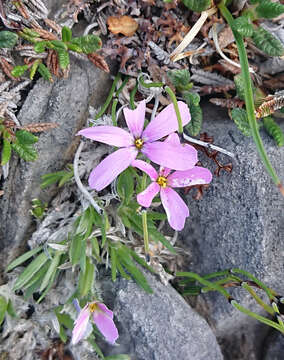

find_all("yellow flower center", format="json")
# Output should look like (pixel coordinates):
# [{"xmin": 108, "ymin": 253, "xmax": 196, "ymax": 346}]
[
  {"xmin": 88, "ymin": 302, "xmax": 98, "ymax": 313},
  {"xmin": 157, "ymin": 176, "xmax": 168, "ymax": 188},
  {"xmin": 134, "ymin": 138, "xmax": 144, "ymax": 149}
]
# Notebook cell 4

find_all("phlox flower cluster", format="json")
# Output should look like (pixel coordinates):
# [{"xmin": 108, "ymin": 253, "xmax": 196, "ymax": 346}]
[{"xmin": 78, "ymin": 100, "xmax": 212, "ymax": 230}]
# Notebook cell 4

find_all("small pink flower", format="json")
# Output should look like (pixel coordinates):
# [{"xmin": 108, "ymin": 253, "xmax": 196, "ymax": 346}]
[
  {"xmin": 72, "ymin": 300, "xmax": 118, "ymax": 345},
  {"xmin": 132, "ymin": 134, "xmax": 212, "ymax": 231},
  {"xmin": 77, "ymin": 100, "xmax": 197, "ymax": 191}
]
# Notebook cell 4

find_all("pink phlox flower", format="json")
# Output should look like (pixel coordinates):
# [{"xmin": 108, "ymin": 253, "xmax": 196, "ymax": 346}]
[
  {"xmin": 71, "ymin": 299, "xmax": 119, "ymax": 345},
  {"xmin": 132, "ymin": 133, "xmax": 212, "ymax": 231},
  {"xmin": 77, "ymin": 100, "xmax": 197, "ymax": 191}
]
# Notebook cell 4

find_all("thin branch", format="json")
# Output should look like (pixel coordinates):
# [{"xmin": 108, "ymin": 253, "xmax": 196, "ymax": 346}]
[{"xmin": 183, "ymin": 132, "xmax": 235, "ymax": 158}]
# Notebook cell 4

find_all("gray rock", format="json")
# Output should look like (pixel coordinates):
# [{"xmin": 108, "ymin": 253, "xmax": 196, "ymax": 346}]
[
  {"xmin": 263, "ymin": 331, "xmax": 284, "ymax": 360},
  {"xmin": 0, "ymin": 59, "xmax": 112, "ymax": 272},
  {"xmin": 99, "ymin": 271, "xmax": 224, "ymax": 360},
  {"xmin": 180, "ymin": 103, "xmax": 284, "ymax": 359}
]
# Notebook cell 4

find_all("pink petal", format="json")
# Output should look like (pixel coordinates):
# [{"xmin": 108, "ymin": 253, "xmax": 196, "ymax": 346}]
[
  {"xmin": 77, "ymin": 126, "xmax": 133, "ymax": 147},
  {"xmin": 164, "ymin": 133, "xmax": 180, "ymax": 146},
  {"xmin": 160, "ymin": 187, "xmax": 189, "ymax": 231},
  {"xmin": 89, "ymin": 147, "xmax": 138, "ymax": 191},
  {"xmin": 168, "ymin": 166, "xmax": 213, "ymax": 188},
  {"xmin": 131, "ymin": 159, "xmax": 158, "ymax": 181},
  {"xmin": 93, "ymin": 310, "xmax": 119, "ymax": 345},
  {"xmin": 123, "ymin": 100, "xmax": 146, "ymax": 138},
  {"xmin": 72, "ymin": 305, "xmax": 90, "ymax": 345},
  {"xmin": 142, "ymin": 101, "xmax": 190, "ymax": 142},
  {"xmin": 137, "ymin": 182, "xmax": 160, "ymax": 208},
  {"xmin": 158, "ymin": 134, "xmax": 181, "ymax": 177},
  {"xmin": 142, "ymin": 141, "xmax": 198, "ymax": 170},
  {"xmin": 97, "ymin": 303, "xmax": 113, "ymax": 319}
]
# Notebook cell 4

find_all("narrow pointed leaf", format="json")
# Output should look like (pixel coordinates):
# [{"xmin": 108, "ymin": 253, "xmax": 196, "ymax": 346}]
[
  {"xmin": 0, "ymin": 296, "xmax": 7, "ymax": 325},
  {"xmin": 39, "ymin": 252, "xmax": 61, "ymax": 292},
  {"xmin": 1, "ymin": 139, "xmax": 11, "ymax": 165},
  {"xmin": 13, "ymin": 252, "xmax": 48, "ymax": 291},
  {"xmin": 6, "ymin": 246, "xmax": 43, "ymax": 271}
]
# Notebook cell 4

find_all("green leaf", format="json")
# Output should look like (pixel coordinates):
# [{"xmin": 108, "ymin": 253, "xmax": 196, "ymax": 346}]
[
  {"xmin": 263, "ymin": 116, "xmax": 284, "ymax": 147},
  {"xmin": 66, "ymin": 43, "xmax": 83, "ymax": 52},
  {"xmin": 78, "ymin": 257, "xmax": 95, "ymax": 297},
  {"xmin": 13, "ymin": 252, "xmax": 48, "ymax": 291},
  {"xmin": 117, "ymin": 260, "xmax": 131, "ymax": 280},
  {"xmin": 91, "ymin": 237, "xmax": 100, "ymax": 258},
  {"xmin": 252, "ymin": 26, "xmax": 284, "ymax": 56},
  {"xmin": 0, "ymin": 296, "xmax": 8, "ymax": 325},
  {"xmin": 182, "ymin": 0, "xmax": 211, "ymax": 12},
  {"xmin": 88, "ymin": 338, "xmax": 105, "ymax": 359},
  {"xmin": 39, "ymin": 252, "xmax": 61, "ymax": 292},
  {"xmin": 11, "ymin": 65, "xmax": 29, "ymax": 78},
  {"xmin": 6, "ymin": 246, "xmax": 43, "ymax": 272},
  {"xmin": 117, "ymin": 247, "xmax": 153, "ymax": 293},
  {"xmin": 37, "ymin": 269, "xmax": 59, "ymax": 303},
  {"xmin": 69, "ymin": 234, "xmax": 84, "ymax": 266},
  {"xmin": 256, "ymin": 0, "xmax": 284, "ymax": 19},
  {"xmin": 16, "ymin": 130, "xmax": 38, "ymax": 144},
  {"xmin": 22, "ymin": 28, "xmax": 40, "ymax": 38},
  {"xmin": 105, "ymin": 356, "xmax": 131, "ymax": 360},
  {"xmin": 40, "ymin": 166, "xmax": 74, "ymax": 189},
  {"xmin": 167, "ymin": 69, "xmax": 192, "ymax": 92},
  {"xmin": 49, "ymin": 40, "xmax": 68, "ymax": 51},
  {"xmin": 231, "ymin": 108, "xmax": 254, "ymax": 136},
  {"xmin": 55, "ymin": 310, "xmax": 74, "ymax": 329},
  {"xmin": 34, "ymin": 41, "xmax": 49, "ymax": 53},
  {"xmin": 37, "ymin": 63, "xmax": 52, "ymax": 82},
  {"xmin": 117, "ymin": 168, "xmax": 134, "ymax": 204},
  {"xmin": 11, "ymin": 142, "xmax": 38, "ymax": 161},
  {"xmin": 71, "ymin": 34, "xmax": 102, "ymax": 54},
  {"xmin": 182, "ymin": 92, "xmax": 202, "ymax": 136},
  {"xmin": 29, "ymin": 59, "xmax": 40, "ymax": 80},
  {"xmin": 0, "ymin": 31, "xmax": 18, "ymax": 48},
  {"xmin": 128, "ymin": 248, "xmax": 155, "ymax": 274},
  {"xmin": 62, "ymin": 26, "xmax": 72, "ymax": 42},
  {"xmin": 233, "ymin": 16, "xmax": 254, "ymax": 37},
  {"xmin": 23, "ymin": 265, "xmax": 48, "ymax": 300},
  {"xmin": 1, "ymin": 139, "xmax": 11, "ymax": 165},
  {"xmin": 57, "ymin": 50, "xmax": 70, "ymax": 69},
  {"xmin": 6, "ymin": 300, "xmax": 17, "ymax": 318}
]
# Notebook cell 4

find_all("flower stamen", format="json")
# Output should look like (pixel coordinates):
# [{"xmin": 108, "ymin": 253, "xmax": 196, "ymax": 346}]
[
  {"xmin": 88, "ymin": 302, "xmax": 98, "ymax": 313},
  {"xmin": 134, "ymin": 138, "xmax": 144, "ymax": 149},
  {"xmin": 157, "ymin": 176, "xmax": 168, "ymax": 188}
]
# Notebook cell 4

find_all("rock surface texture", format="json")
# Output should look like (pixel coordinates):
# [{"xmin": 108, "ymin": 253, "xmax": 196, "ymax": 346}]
[
  {"xmin": 99, "ymin": 271, "xmax": 224, "ymax": 360},
  {"xmin": 0, "ymin": 60, "xmax": 111, "ymax": 273},
  {"xmin": 181, "ymin": 102, "xmax": 284, "ymax": 360}
]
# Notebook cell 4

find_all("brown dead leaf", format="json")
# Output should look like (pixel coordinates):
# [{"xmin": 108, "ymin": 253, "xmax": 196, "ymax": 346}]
[
  {"xmin": 87, "ymin": 53, "xmax": 110, "ymax": 73},
  {"xmin": 107, "ymin": 16, "xmax": 138, "ymax": 37}
]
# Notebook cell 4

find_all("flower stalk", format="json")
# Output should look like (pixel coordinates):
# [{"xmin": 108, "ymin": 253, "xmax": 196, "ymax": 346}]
[{"xmin": 218, "ymin": 2, "xmax": 284, "ymax": 196}]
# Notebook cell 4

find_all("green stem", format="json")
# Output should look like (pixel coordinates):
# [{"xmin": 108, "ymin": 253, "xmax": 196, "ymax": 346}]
[
  {"xmin": 176, "ymin": 272, "xmax": 232, "ymax": 299},
  {"xmin": 241, "ymin": 282, "xmax": 275, "ymax": 316},
  {"xmin": 231, "ymin": 300, "xmax": 284, "ymax": 334},
  {"xmin": 218, "ymin": 2, "xmax": 283, "ymax": 196},
  {"xmin": 111, "ymin": 98, "xmax": 118, "ymax": 126},
  {"xmin": 139, "ymin": 76, "xmax": 164, "ymax": 88},
  {"xmin": 231, "ymin": 268, "xmax": 277, "ymax": 301},
  {"xmin": 115, "ymin": 75, "xmax": 129, "ymax": 96},
  {"xmin": 164, "ymin": 86, "xmax": 183, "ymax": 134},
  {"xmin": 95, "ymin": 73, "xmax": 121, "ymax": 120},
  {"xmin": 141, "ymin": 210, "xmax": 149, "ymax": 256},
  {"xmin": 201, "ymin": 276, "xmax": 240, "ymax": 293},
  {"xmin": 130, "ymin": 81, "xmax": 138, "ymax": 110}
]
